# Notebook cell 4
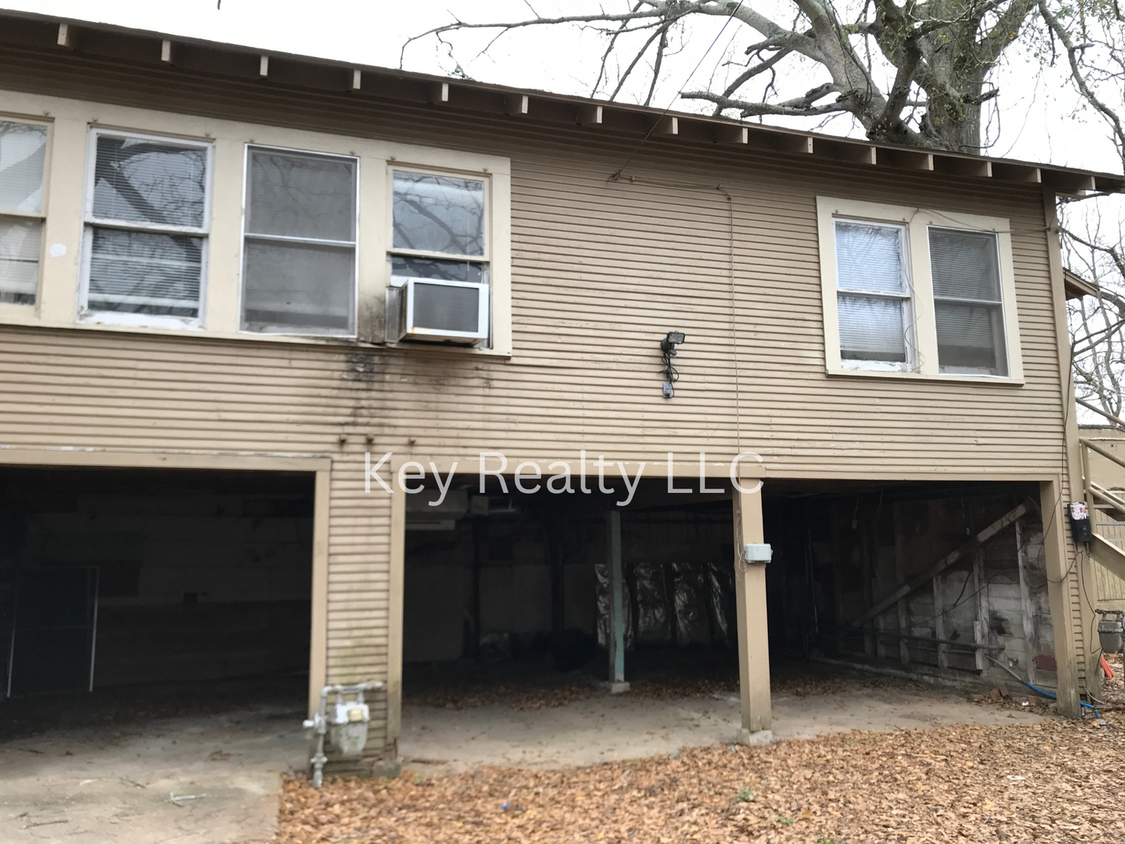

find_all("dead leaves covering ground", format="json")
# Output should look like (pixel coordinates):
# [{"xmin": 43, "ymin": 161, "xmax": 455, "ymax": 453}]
[
  {"xmin": 278, "ymin": 714, "xmax": 1125, "ymax": 844},
  {"xmin": 401, "ymin": 663, "xmax": 903, "ymax": 712}
]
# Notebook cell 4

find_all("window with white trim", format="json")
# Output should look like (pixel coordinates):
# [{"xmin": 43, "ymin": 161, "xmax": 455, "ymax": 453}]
[
  {"xmin": 82, "ymin": 130, "xmax": 211, "ymax": 324},
  {"xmin": 817, "ymin": 197, "xmax": 1021, "ymax": 381},
  {"xmin": 241, "ymin": 146, "xmax": 358, "ymax": 336},
  {"xmin": 0, "ymin": 119, "xmax": 48, "ymax": 305},
  {"xmin": 388, "ymin": 169, "xmax": 491, "ymax": 345}
]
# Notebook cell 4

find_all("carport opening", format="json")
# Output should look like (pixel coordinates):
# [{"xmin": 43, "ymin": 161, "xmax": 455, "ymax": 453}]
[
  {"xmin": 403, "ymin": 476, "xmax": 1058, "ymax": 711},
  {"xmin": 402, "ymin": 476, "xmax": 740, "ymax": 706},
  {"xmin": 761, "ymin": 480, "xmax": 1056, "ymax": 691},
  {"xmin": 400, "ymin": 475, "xmax": 1061, "ymax": 771},
  {"xmin": 0, "ymin": 466, "xmax": 315, "ymax": 724}
]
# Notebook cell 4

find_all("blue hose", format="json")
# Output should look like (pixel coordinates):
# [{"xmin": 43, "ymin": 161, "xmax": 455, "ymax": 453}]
[
  {"xmin": 987, "ymin": 656, "xmax": 1100, "ymax": 715},
  {"xmin": 1019, "ymin": 678, "xmax": 1098, "ymax": 712}
]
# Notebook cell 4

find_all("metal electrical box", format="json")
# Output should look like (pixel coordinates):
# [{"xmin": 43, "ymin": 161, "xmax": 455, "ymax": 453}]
[
  {"xmin": 1069, "ymin": 501, "xmax": 1093, "ymax": 543},
  {"xmin": 743, "ymin": 543, "xmax": 773, "ymax": 564}
]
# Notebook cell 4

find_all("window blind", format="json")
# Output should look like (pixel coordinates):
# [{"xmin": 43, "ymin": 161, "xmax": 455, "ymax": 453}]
[
  {"xmin": 86, "ymin": 134, "xmax": 209, "ymax": 319},
  {"xmin": 834, "ymin": 220, "xmax": 910, "ymax": 364}
]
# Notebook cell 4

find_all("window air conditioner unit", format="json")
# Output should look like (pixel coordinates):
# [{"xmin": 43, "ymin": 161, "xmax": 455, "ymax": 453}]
[{"xmin": 391, "ymin": 277, "xmax": 489, "ymax": 344}]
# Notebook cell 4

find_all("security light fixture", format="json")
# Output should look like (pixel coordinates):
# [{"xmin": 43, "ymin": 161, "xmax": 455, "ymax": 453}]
[
  {"xmin": 661, "ymin": 331, "xmax": 686, "ymax": 352},
  {"xmin": 660, "ymin": 331, "xmax": 686, "ymax": 398}
]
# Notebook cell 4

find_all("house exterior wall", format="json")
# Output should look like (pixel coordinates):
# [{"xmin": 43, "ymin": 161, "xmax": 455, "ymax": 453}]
[{"xmin": 0, "ymin": 45, "xmax": 1096, "ymax": 746}]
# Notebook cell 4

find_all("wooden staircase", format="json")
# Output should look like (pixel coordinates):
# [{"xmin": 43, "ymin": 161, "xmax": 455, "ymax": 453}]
[{"xmin": 1078, "ymin": 399, "xmax": 1125, "ymax": 584}]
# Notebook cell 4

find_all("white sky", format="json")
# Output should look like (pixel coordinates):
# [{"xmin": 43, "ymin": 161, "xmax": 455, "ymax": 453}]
[{"xmin": 0, "ymin": 0, "xmax": 1119, "ymax": 173}]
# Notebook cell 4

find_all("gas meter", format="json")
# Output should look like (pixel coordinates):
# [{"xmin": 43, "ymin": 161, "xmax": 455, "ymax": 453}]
[
  {"xmin": 303, "ymin": 681, "xmax": 384, "ymax": 787},
  {"xmin": 1097, "ymin": 609, "xmax": 1125, "ymax": 656}
]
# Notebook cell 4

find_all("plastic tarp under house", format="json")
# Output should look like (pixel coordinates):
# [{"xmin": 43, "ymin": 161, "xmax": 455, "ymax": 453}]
[{"xmin": 596, "ymin": 554, "xmax": 734, "ymax": 650}]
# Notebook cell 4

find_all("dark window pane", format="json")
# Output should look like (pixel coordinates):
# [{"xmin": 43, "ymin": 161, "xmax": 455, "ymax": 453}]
[
  {"xmin": 391, "ymin": 255, "xmax": 486, "ymax": 284},
  {"xmin": 247, "ymin": 149, "xmax": 356, "ymax": 242},
  {"xmin": 393, "ymin": 172, "xmax": 484, "ymax": 256},
  {"xmin": 935, "ymin": 301, "xmax": 1008, "ymax": 376},
  {"xmin": 242, "ymin": 238, "xmax": 354, "ymax": 334},
  {"xmin": 929, "ymin": 228, "xmax": 1001, "ymax": 302},
  {"xmin": 92, "ymin": 136, "xmax": 207, "ymax": 229},
  {"xmin": 87, "ymin": 228, "xmax": 202, "ymax": 317}
]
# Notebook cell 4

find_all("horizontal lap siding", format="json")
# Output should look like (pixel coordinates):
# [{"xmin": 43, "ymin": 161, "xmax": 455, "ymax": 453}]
[{"xmin": 0, "ymin": 50, "xmax": 1076, "ymax": 740}]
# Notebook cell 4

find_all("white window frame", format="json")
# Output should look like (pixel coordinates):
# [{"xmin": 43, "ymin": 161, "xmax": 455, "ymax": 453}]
[
  {"xmin": 386, "ymin": 164, "xmax": 492, "ymax": 346},
  {"xmin": 817, "ymin": 196, "xmax": 1023, "ymax": 382},
  {"xmin": 237, "ymin": 144, "xmax": 360, "ymax": 338},
  {"xmin": 79, "ymin": 128, "xmax": 213, "ymax": 329},
  {"xmin": 0, "ymin": 115, "xmax": 51, "ymax": 310}
]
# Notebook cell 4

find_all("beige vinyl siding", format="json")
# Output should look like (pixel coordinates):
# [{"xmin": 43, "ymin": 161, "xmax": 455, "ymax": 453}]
[{"xmin": 0, "ymin": 46, "xmax": 1088, "ymax": 738}]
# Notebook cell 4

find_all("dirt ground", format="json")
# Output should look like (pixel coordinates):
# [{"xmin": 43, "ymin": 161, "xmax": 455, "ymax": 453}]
[
  {"xmin": 398, "ymin": 674, "xmax": 1049, "ymax": 772},
  {"xmin": 0, "ymin": 680, "xmax": 308, "ymax": 844},
  {"xmin": 278, "ymin": 660, "xmax": 1125, "ymax": 843}
]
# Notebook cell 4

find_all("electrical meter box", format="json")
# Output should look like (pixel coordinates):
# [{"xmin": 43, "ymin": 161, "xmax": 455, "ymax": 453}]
[{"xmin": 1069, "ymin": 501, "xmax": 1093, "ymax": 543}]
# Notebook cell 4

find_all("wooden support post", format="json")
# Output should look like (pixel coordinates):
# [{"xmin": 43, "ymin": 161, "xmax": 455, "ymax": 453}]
[
  {"xmin": 733, "ymin": 485, "xmax": 771, "ymax": 742},
  {"xmin": 861, "ymin": 525, "xmax": 876, "ymax": 658},
  {"xmin": 933, "ymin": 573, "xmax": 949, "ymax": 669},
  {"xmin": 1015, "ymin": 519, "xmax": 1038, "ymax": 686},
  {"xmin": 891, "ymin": 508, "xmax": 911, "ymax": 666},
  {"xmin": 307, "ymin": 469, "xmax": 331, "ymax": 719},
  {"xmin": 972, "ymin": 549, "xmax": 988, "ymax": 672},
  {"xmin": 385, "ymin": 470, "xmax": 407, "ymax": 743},
  {"xmin": 606, "ymin": 510, "xmax": 628, "ymax": 693},
  {"xmin": 1040, "ymin": 479, "xmax": 1082, "ymax": 717}
]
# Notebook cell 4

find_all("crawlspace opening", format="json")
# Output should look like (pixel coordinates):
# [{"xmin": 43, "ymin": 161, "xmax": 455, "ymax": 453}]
[
  {"xmin": 402, "ymin": 477, "xmax": 740, "ymax": 705},
  {"xmin": 762, "ymin": 480, "xmax": 1057, "ymax": 690},
  {"xmin": 0, "ymin": 466, "xmax": 314, "ymax": 711}
]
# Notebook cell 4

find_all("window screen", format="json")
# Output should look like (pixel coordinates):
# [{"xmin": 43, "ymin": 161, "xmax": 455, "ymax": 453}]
[
  {"xmin": 241, "ymin": 148, "xmax": 357, "ymax": 335},
  {"xmin": 0, "ymin": 120, "xmax": 47, "ymax": 305},
  {"xmin": 834, "ymin": 220, "xmax": 911, "ymax": 364},
  {"xmin": 84, "ymin": 133, "xmax": 209, "ymax": 319},
  {"xmin": 929, "ymin": 228, "xmax": 1007, "ymax": 376}
]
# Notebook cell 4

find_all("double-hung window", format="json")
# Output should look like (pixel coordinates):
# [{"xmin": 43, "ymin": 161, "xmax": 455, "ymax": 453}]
[
  {"xmin": 389, "ymin": 169, "xmax": 490, "ymax": 344},
  {"xmin": 0, "ymin": 119, "xmax": 48, "ymax": 305},
  {"xmin": 241, "ymin": 146, "xmax": 358, "ymax": 336},
  {"xmin": 834, "ymin": 220, "xmax": 913, "ymax": 369},
  {"xmin": 818, "ymin": 197, "xmax": 1020, "ymax": 380},
  {"xmin": 82, "ymin": 130, "xmax": 211, "ymax": 325},
  {"xmin": 929, "ymin": 228, "xmax": 1007, "ymax": 376}
]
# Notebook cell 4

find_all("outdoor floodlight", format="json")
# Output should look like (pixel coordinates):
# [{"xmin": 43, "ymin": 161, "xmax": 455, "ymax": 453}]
[
  {"xmin": 660, "ymin": 331, "xmax": 687, "ymax": 398},
  {"xmin": 661, "ymin": 330, "xmax": 686, "ymax": 352}
]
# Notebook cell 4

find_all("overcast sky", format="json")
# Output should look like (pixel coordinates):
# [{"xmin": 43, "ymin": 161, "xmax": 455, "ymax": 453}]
[{"xmin": 0, "ymin": 0, "xmax": 1118, "ymax": 173}]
